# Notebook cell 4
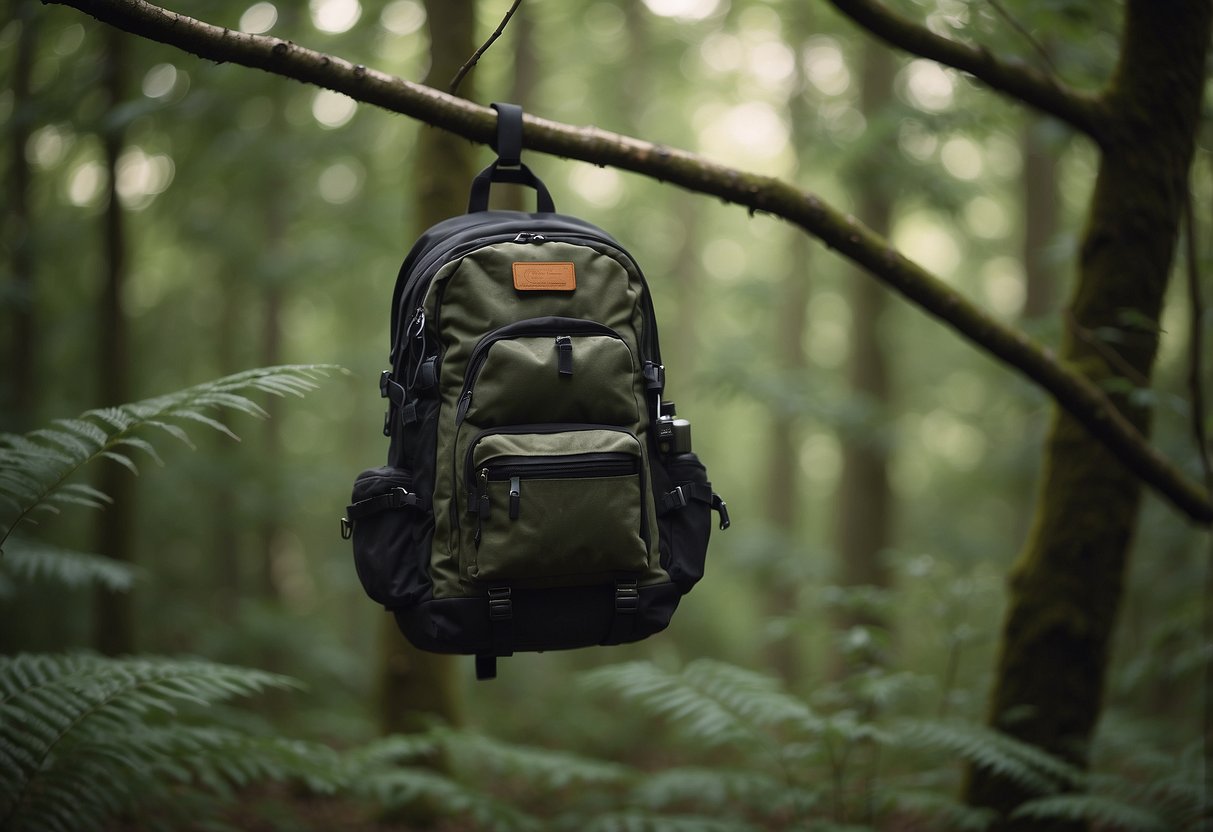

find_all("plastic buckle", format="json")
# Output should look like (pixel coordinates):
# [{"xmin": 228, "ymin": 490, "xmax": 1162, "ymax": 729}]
[
  {"xmin": 417, "ymin": 357, "xmax": 438, "ymax": 391},
  {"xmin": 488, "ymin": 587, "xmax": 513, "ymax": 621},
  {"xmin": 340, "ymin": 517, "xmax": 352, "ymax": 540},
  {"xmin": 643, "ymin": 362, "xmax": 665, "ymax": 392},
  {"xmin": 667, "ymin": 486, "xmax": 689, "ymax": 510},
  {"xmin": 379, "ymin": 370, "xmax": 391, "ymax": 398},
  {"xmin": 615, "ymin": 580, "xmax": 639, "ymax": 614}
]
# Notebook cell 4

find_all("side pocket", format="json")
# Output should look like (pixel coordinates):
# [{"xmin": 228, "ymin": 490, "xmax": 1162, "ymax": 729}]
[
  {"xmin": 657, "ymin": 453, "xmax": 714, "ymax": 595},
  {"xmin": 345, "ymin": 467, "xmax": 431, "ymax": 610}
]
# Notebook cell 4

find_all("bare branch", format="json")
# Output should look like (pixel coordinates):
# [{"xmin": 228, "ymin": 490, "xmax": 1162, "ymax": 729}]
[
  {"xmin": 449, "ymin": 0, "xmax": 522, "ymax": 95},
  {"xmin": 825, "ymin": 0, "xmax": 1108, "ymax": 140},
  {"xmin": 43, "ymin": 0, "xmax": 1213, "ymax": 525},
  {"xmin": 983, "ymin": 0, "xmax": 1060, "ymax": 78}
]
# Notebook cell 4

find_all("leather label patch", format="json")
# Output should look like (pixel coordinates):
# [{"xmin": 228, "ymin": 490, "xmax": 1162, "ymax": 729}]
[{"xmin": 512, "ymin": 262, "xmax": 576, "ymax": 291}]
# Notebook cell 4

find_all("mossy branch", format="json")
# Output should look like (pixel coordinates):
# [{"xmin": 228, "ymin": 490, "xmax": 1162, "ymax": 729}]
[
  {"xmin": 824, "ymin": 0, "xmax": 1108, "ymax": 140},
  {"xmin": 42, "ymin": 0, "xmax": 1213, "ymax": 525}
]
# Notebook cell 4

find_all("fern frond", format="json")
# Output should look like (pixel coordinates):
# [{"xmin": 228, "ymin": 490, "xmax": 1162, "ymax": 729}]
[
  {"xmin": 442, "ymin": 728, "xmax": 631, "ymax": 792},
  {"xmin": 0, "ymin": 538, "xmax": 140, "ymax": 591},
  {"xmin": 882, "ymin": 787, "xmax": 996, "ymax": 831},
  {"xmin": 633, "ymin": 765, "xmax": 819, "ymax": 818},
  {"xmin": 572, "ymin": 810, "xmax": 761, "ymax": 832},
  {"xmin": 581, "ymin": 660, "xmax": 819, "ymax": 751},
  {"xmin": 0, "ymin": 364, "xmax": 336, "ymax": 545},
  {"xmin": 1011, "ymin": 793, "xmax": 1171, "ymax": 832},
  {"xmin": 893, "ymin": 720, "xmax": 1081, "ymax": 797},
  {"xmin": 0, "ymin": 654, "xmax": 308, "ymax": 832},
  {"xmin": 355, "ymin": 765, "xmax": 542, "ymax": 832}
]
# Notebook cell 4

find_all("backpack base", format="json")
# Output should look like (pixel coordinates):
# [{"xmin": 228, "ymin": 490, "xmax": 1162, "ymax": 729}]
[{"xmin": 393, "ymin": 581, "xmax": 682, "ymax": 658}]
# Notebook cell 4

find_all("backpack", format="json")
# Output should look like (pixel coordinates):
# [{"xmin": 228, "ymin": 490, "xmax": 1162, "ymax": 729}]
[{"xmin": 342, "ymin": 103, "xmax": 729, "ymax": 680}]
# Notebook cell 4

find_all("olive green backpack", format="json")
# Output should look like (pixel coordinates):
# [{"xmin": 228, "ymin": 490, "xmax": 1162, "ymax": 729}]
[{"xmin": 343, "ymin": 104, "xmax": 728, "ymax": 679}]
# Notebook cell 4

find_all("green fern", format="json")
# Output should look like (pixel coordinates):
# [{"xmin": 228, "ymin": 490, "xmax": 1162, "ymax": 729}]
[
  {"xmin": 0, "ymin": 537, "xmax": 140, "ymax": 592},
  {"xmin": 580, "ymin": 659, "xmax": 821, "ymax": 751},
  {"xmin": 0, "ymin": 364, "xmax": 335, "ymax": 547},
  {"xmin": 633, "ymin": 765, "xmax": 820, "ymax": 819},
  {"xmin": 1011, "ymin": 793, "xmax": 1171, "ymax": 832},
  {"xmin": 0, "ymin": 652, "xmax": 336, "ymax": 832},
  {"xmin": 892, "ymin": 719, "xmax": 1081, "ymax": 797},
  {"xmin": 572, "ymin": 812, "xmax": 762, "ymax": 832}
]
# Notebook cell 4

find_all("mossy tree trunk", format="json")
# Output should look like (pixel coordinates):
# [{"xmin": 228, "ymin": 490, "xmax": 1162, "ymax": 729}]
[
  {"xmin": 964, "ymin": 2, "xmax": 1212, "ymax": 827},
  {"xmin": 374, "ymin": 0, "xmax": 476, "ymax": 738}
]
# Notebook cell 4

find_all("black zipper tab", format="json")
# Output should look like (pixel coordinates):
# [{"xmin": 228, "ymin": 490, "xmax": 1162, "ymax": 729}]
[
  {"xmin": 555, "ymin": 335, "xmax": 574, "ymax": 376},
  {"xmin": 509, "ymin": 476, "xmax": 521, "ymax": 520}
]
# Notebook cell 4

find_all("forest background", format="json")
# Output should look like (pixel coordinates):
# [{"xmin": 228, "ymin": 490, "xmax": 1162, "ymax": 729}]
[{"xmin": 2, "ymin": 0, "xmax": 1212, "ymax": 830}]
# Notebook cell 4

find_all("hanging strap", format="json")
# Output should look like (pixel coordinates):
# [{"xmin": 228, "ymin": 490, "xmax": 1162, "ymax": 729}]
[
  {"xmin": 467, "ymin": 103, "xmax": 556, "ymax": 214},
  {"xmin": 492, "ymin": 102, "xmax": 523, "ymax": 166}
]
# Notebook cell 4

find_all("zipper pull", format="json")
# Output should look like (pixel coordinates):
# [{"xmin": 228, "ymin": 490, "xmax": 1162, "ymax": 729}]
[
  {"xmin": 474, "ymin": 469, "xmax": 489, "ymax": 547},
  {"xmin": 555, "ymin": 335, "xmax": 574, "ymax": 376},
  {"xmin": 509, "ymin": 476, "xmax": 521, "ymax": 520},
  {"xmin": 456, "ymin": 389, "xmax": 473, "ymax": 424},
  {"xmin": 514, "ymin": 232, "xmax": 546, "ymax": 243}
]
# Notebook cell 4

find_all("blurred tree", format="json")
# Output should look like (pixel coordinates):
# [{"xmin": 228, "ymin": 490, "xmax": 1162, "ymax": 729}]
[
  {"xmin": 3, "ymin": 0, "xmax": 39, "ymax": 432},
  {"xmin": 92, "ymin": 25, "xmax": 136, "ymax": 656},
  {"xmin": 374, "ymin": 0, "xmax": 472, "ymax": 738},
  {"xmin": 955, "ymin": 2, "xmax": 1211, "ymax": 827},
  {"xmin": 833, "ymin": 39, "xmax": 896, "ymax": 661}
]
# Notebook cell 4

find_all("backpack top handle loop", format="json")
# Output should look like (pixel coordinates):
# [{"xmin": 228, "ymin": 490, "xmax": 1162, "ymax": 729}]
[
  {"xmin": 492, "ymin": 102, "xmax": 523, "ymax": 167},
  {"xmin": 467, "ymin": 103, "xmax": 556, "ymax": 214}
]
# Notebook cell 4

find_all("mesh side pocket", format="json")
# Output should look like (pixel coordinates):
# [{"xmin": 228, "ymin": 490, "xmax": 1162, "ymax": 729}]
[{"xmin": 347, "ymin": 467, "xmax": 431, "ymax": 610}]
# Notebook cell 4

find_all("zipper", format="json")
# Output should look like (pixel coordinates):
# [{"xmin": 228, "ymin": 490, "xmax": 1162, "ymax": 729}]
[
  {"xmin": 463, "ymin": 423, "xmax": 639, "ymax": 503},
  {"xmin": 392, "ymin": 225, "xmax": 662, "ymax": 372},
  {"xmin": 455, "ymin": 318, "xmax": 628, "ymax": 426},
  {"xmin": 471, "ymin": 452, "xmax": 641, "ymax": 547}
]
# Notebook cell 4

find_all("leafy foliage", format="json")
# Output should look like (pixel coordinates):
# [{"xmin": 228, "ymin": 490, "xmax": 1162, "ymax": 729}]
[
  {"xmin": 0, "ymin": 537, "xmax": 141, "ymax": 593},
  {"xmin": 0, "ymin": 652, "xmax": 340, "ymax": 832},
  {"xmin": 0, "ymin": 364, "xmax": 335, "ymax": 547}
]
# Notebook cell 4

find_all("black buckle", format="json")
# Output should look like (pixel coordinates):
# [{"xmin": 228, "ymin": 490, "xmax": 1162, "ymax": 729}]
[
  {"xmin": 665, "ymin": 486, "xmax": 689, "ymax": 511},
  {"xmin": 488, "ymin": 586, "xmax": 513, "ymax": 621},
  {"xmin": 615, "ymin": 579, "xmax": 639, "ymax": 614},
  {"xmin": 340, "ymin": 517, "xmax": 352, "ymax": 540},
  {"xmin": 379, "ymin": 370, "xmax": 391, "ymax": 398},
  {"xmin": 643, "ymin": 362, "xmax": 665, "ymax": 392}
]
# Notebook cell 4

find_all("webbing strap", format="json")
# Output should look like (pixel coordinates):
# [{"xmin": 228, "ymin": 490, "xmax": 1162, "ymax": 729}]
[
  {"xmin": 606, "ymin": 577, "xmax": 639, "ymax": 644},
  {"xmin": 491, "ymin": 102, "xmax": 524, "ymax": 167}
]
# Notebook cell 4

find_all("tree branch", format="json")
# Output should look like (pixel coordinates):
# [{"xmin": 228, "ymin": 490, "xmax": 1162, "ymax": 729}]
[
  {"xmin": 825, "ymin": 0, "xmax": 1108, "ymax": 141},
  {"xmin": 44, "ymin": 0, "xmax": 1213, "ymax": 525},
  {"xmin": 448, "ymin": 0, "xmax": 522, "ymax": 95}
]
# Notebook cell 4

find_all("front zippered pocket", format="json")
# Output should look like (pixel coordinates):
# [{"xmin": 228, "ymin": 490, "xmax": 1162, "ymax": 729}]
[
  {"xmin": 463, "ymin": 427, "xmax": 649, "ymax": 584},
  {"xmin": 455, "ymin": 317, "xmax": 638, "ymax": 428}
]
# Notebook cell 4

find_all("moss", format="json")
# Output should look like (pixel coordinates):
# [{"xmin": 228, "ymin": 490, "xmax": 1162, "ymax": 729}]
[{"xmin": 963, "ymin": 1, "xmax": 1211, "ymax": 828}]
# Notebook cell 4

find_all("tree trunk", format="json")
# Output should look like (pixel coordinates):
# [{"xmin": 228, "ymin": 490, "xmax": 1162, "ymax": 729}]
[
  {"xmin": 4, "ymin": 0, "xmax": 38, "ymax": 432},
  {"xmin": 833, "ymin": 41, "xmax": 895, "ymax": 657},
  {"xmin": 374, "ymin": 0, "xmax": 476, "ymax": 737},
  {"xmin": 964, "ymin": 2, "xmax": 1212, "ymax": 827},
  {"xmin": 93, "ymin": 26, "xmax": 136, "ymax": 656}
]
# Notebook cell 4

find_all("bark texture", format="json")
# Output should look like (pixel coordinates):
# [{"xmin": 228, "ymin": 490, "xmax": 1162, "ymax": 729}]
[{"xmin": 964, "ymin": 2, "xmax": 1212, "ymax": 826}]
